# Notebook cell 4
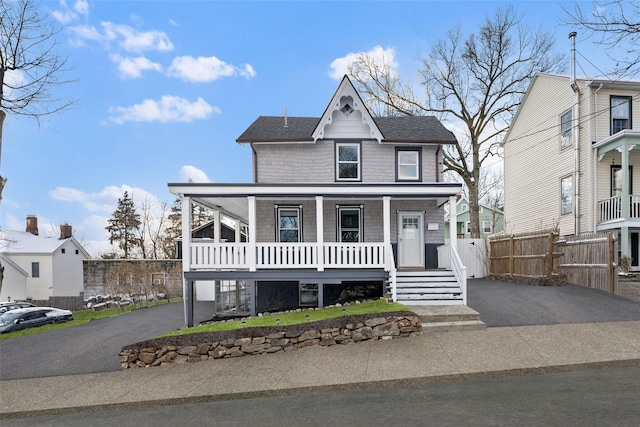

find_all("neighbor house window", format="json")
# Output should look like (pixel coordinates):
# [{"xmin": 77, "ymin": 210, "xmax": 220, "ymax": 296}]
[
  {"xmin": 560, "ymin": 109, "xmax": 572, "ymax": 150},
  {"xmin": 337, "ymin": 206, "xmax": 363, "ymax": 242},
  {"xmin": 396, "ymin": 148, "xmax": 421, "ymax": 181},
  {"xmin": 611, "ymin": 165, "xmax": 633, "ymax": 197},
  {"xmin": 276, "ymin": 206, "xmax": 302, "ymax": 242},
  {"xmin": 611, "ymin": 96, "xmax": 631, "ymax": 135},
  {"xmin": 483, "ymin": 221, "xmax": 493, "ymax": 233},
  {"xmin": 465, "ymin": 221, "xmax": 471, "ymax": 234},
  {"xmin": 336, "ymin": 142, "xmax": 361, "ymax": 181},
  {"xmin": 561, "ymin": 175, "xmax": 573, "ymax": 215},
  {"xmin": 31, "ymin": 262, "xmax": 40, "ymax": 278}
]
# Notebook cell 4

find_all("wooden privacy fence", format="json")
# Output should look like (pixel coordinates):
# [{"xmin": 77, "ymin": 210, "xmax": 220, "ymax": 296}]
[{"xmin": 489, "ymin": 231, "xmax": 618, "ymax": 294}]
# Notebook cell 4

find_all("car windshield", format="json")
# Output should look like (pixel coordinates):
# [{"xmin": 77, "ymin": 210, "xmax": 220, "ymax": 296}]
[{"xmin": 0, "ymin": 311, "xmax": 23, "ymax": 325}]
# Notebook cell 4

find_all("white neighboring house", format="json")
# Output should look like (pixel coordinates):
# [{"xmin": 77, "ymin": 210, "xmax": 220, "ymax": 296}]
[{"xmin": 0, "ymin": 216, "xmax": 90, "ymax": 308}]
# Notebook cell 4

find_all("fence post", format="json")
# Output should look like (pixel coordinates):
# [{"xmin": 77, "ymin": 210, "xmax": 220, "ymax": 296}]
[
  {"xmin": 546, "ymin": 232, "xmax": 555, "ymax": 280},
  {"xmin": 608, "ymin": 232, "xmax": 615, "ymax": 294},
  {"xmin": 509, "ymin": 236, "xmax": 514, "ymax": 277}
]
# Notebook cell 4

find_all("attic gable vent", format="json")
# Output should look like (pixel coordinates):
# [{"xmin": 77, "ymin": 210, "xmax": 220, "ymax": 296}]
[{"xmin": 341, "ymin": 103, "xmax": 354, "ymax": 117}]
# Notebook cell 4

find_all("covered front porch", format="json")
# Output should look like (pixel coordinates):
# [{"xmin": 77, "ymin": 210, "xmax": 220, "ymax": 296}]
[
  {"xmin": 595, "ymin": 130, "xmax": 640, "ymax": 263},
  {"xmin": 169, "ymin": 182, "xmax": 467, "ymax": 326}
]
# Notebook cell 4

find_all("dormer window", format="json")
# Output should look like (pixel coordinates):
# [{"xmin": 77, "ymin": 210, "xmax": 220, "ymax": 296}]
[{"xmin": 336, "ymin": 142, "xmax": 361, "ymax": 181}]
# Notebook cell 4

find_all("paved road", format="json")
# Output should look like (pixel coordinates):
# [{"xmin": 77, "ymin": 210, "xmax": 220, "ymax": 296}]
[
  {"xmin": 2, "ymin": 279, "xmax": 640, "ymax": 380},
  {"xmin": 467, "ymin": 278, "xmax": 640, "ymax": 327},
  {"xmin": 0, "ymin": 301, "xmax": 214, "ymax": 381},
  {"xmin": 4, "ymin": 367, "xmax": 639, "ymax": 426}
]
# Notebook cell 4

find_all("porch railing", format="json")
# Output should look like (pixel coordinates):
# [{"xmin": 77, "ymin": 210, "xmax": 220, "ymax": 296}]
[
  {"xmin": 450, "ymin": 245, "xmax": 468, "ymax": 305},
  {"xmin": 598, "ymin": 195, "xmax": 640, "ymax": 223},
  {"xmin": 190, "ymin": 242, "xmax": 386, "ymax": 270}
]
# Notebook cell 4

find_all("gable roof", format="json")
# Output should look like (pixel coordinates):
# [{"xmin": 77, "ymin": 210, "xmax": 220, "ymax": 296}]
[
  {"xmin": 237, "ymin": 75, "xmax": 457, "ymax": 145},
  {"xmin": 0, "ymin": 229, "xmax": 90, "ymax": 257}
]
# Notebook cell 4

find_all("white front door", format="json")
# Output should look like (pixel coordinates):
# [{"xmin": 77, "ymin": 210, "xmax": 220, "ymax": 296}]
[{"xmin": 398, "ymin": 212, "xmax": 424, "ymax": 268}]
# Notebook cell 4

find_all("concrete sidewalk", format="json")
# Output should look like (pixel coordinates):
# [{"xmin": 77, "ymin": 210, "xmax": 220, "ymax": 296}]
[{"xmin": 2, "ymin": 320, "xmax": 639, "ymax": 419}]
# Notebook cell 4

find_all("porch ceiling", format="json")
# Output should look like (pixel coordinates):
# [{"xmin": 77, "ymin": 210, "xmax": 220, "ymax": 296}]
[{"xmin": 169, "ymin": 182, "xmax": 462, "ymax": 222}]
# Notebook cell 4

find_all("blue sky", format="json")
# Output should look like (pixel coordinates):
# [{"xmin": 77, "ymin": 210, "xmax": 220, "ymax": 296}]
[{"xmin": 0, "ymin": 0, "xmax": 622, "ymax": 256}]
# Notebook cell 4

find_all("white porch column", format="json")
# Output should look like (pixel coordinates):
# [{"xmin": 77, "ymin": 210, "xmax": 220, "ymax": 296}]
[
  {"xmin": 383, "ymin": 196, "xmax": 391, "ymax": 247},
  {"xmin": 621, "ymin": 142, "xmax": 631, "ymax": 258},
  {"xmin": 248, "ymin": 196, "xmax": 257, "ymax": 271},
  {"xmin": 449, "ymin": 195, "xmax": 458, "ymax": 251},
  {"xmin": 235, "ymin": 219, "xmax": 241, "ymax": 243},
  {"xmin": 316, "ymin": 196, "xmax": 324, "ymax": 271},
  {"xmin": 181, "ymin": 195, "xmax": 192, "ymax": 327},
  {"xmin": 213, "ymin": 209, "xmax": 221, "ymax": 243}
]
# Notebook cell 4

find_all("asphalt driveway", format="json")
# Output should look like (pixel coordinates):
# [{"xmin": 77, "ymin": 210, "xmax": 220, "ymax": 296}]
[
  {"xmin": 2, "ymin": 280, "xmax": 640, "ymax": 380},
  {"xmin": 467, "ymin": 278, "xmax": 640, "ymax": 327},
  {"xmin": 0, "ymin": 300, "xmax": 215, "ymax": 381}
]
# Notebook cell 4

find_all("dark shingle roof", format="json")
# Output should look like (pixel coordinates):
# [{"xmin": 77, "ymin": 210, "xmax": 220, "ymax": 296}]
[{"xmin": 236, "ymin": 115, "xmax": 457, "ymax": 144}]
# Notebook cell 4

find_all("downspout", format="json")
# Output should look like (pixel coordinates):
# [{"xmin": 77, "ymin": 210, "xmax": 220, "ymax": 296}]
[
  {"xmin": 250, "ymin": 142, "xmax": 258, "ymax": 183},
  {"xmin": 436, "ymin": 144, "xmax": 442, "ymax": 182},
  {"xmin": 570, "ymin": 32, "xmax": 581, "ymax": 235},
  {"xmin": 593, "ymin": 83, "xmax": 603, "ymax": 232}
]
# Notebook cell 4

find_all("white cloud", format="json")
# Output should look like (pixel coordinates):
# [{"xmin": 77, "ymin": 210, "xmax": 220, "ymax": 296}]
[
  {"xmin": 167, "ymin": 56, "xmax": 256, "ymax": 82},
  {"xmin": 100, "ymin": 22, "xmax": 174, "ymax": 52},
  {"xmin": 107, "ymin": 96, "xmax": 219, "ymax": 124},
  {"xmin": 110, "ymin": 54, "xmax": 163, "ymax": 78},
  {"xmin": 52, "ymin": 0, "xmax": 89, "ymax": 25},
  {"xmin": 179, "ymin": 165, "xmax": 212, "ymax": 183},
  {"xmin": 329, "ymin": 45, "xmax": 398, "ymax": 80},
  {"xmin": 68, "ymin": 21, "xmax": 173, "ymax": 53}
]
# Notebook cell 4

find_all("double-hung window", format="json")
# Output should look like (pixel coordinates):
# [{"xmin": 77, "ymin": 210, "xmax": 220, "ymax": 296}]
[
  {"xmin": 611, "ymin": 96, "xmax": 632, "ymax": 135},
  {"xmin": 560, "ymin": 110, "xmax": 572, "ymax": 150},
  {"xmin": 483, "ymin": 220, "xmax": 493, "ymax": 233},
  {"xmin": 336, "ymin": 142, "xmax": 361, "ymax": 181},
  {"xmin": 396, "ymin": 148, "xmax": 421, "ymax": 181},
  {"xmin": 337, "ymin": 205, "xmax": 363, "ymax": 242},
  {"xmin": 276, "ymin": 206, "xmax": 302, "ymax": 242},
  {"xmin": 561, "ymin": 175, "xmax": 573, "ymax": 215},
  {"xmin": 31, "ymin": 262, "xmax": 40, "ymax": 278}
]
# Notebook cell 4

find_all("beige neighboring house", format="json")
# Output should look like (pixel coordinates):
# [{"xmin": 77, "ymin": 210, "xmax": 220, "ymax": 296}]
[
  {"xmin": 503, "ymin": 73, "xmax": 640, "ymax": 267},
  {"xmin": 0, "ymin": 216, "xmax": 90, "ymax": 309}
]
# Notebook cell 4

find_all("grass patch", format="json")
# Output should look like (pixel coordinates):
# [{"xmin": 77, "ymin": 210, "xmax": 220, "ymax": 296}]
[
  {"xmin": 0, "ymin": 298, "xmax": 182, "ymax": 341},
  {"xmin": 160, "ymin": 299, "xmax": 410, "ymax": 338}
]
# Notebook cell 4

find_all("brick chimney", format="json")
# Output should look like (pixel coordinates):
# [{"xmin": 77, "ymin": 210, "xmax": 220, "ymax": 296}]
[
  {"xmin": 26, "ymin": 215, "xmax": 39, "ymax": 236},
  {"xmin": 60, "ymin": 223, "xmax": 73, "ymax": 239}
]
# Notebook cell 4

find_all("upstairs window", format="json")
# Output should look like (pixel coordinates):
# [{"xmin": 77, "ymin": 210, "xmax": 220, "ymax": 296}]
[
  {"xmin": 31, "ymin": 262, "xmax": 40, "ymax": 278},
  {"xmin": 396, "ymin": 148, "xmax": 421, "ymax": 181},
  {"xmin": 337, "ymin": 206, "xmax": 363, "ymax": 242},
  {"xmin": 611, "ymin": 96, "xmax": 631, "ymax": 135},
  {"xmin": 336, "ymin": 142, "xmax": 361, "ymax": 181},
  {"xmin": 561, "ymin": 175, "xmax": 573, "ymax": 215},
  {"xmin": 483, "ymin": 221, "xmax": 493, "ymax": 233},
  {"xmin": 276, "ymin": 206, "xmax": 302, "ymax": 242},
  {"xmin": 560, "ymin": 109, "xmax": 572, "ymax": 150}
]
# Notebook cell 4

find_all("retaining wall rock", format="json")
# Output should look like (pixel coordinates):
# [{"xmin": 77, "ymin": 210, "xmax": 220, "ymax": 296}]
[{"xmin": 119, "ymin": 314, "xmax": 422, "ymax": 369}]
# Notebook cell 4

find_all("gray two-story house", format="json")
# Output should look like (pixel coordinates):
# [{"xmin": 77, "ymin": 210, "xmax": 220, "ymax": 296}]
[{"xmin": 169, "ymin": 76, "xmax": 466, "ymax": 326}]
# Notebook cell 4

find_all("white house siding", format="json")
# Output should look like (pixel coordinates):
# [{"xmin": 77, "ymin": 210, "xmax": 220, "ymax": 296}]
[
  {"xmin": 51, "ymin": 241, "xmax": 86, "ymax": 297},
  {"xmin": 254, "ymin": 140, "xmax": 440, "ymax": 184},
  {"xmin": 0, "ymin": 258, "xmax": 27, "ymax": 301},
  {"xmin": 504, "ymin": 74, "xmax": 577, "ymax": 235},
  {"xmin": 8, "ymin": 254, "xmax": 54, "ymax": 300}
]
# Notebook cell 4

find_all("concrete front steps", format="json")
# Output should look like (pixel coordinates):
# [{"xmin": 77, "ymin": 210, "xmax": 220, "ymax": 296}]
[
  {"xmin": 395, "ymin": 269, "xmax": 464, "ymax": 306},
  {"xmin": 411, "ymin": 305, "xmax": 487, "ymax": 332}
]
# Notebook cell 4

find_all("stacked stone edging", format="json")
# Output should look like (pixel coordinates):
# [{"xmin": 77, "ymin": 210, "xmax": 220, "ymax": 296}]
[{"xmin": 119, "ymin": 313, "xmax": 422, "ymax": 369}]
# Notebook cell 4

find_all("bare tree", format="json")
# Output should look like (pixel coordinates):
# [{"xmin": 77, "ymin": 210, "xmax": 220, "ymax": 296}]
[
  {"xmin": 0, "ymin": 0, "xmax": 75, "ymax": 202},
  {"xmin": 564, "ymin": 0, "xmax": 640, "ymax": 77},
  {"xmin": 348, "ymin": 5, "xmax": 564, "ymax": 237},
  {"xmin": 139, "ymin": 197, "xmax": 171, "ymax": 259}
]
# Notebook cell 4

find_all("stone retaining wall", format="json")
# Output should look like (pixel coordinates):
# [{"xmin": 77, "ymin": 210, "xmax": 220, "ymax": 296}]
[{"xmin": 120, "ymin": 314, "xmax": 422, "ymax": 369}]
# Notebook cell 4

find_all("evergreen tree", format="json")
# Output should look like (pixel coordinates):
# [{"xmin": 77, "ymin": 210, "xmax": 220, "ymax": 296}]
[{"xmin": 106, "ymin": 191, "xmax": 141, "ymax": 258}]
